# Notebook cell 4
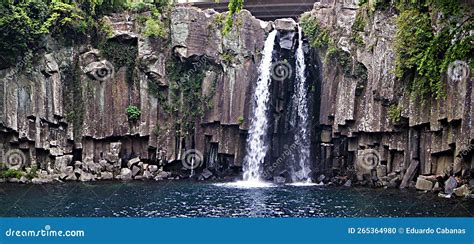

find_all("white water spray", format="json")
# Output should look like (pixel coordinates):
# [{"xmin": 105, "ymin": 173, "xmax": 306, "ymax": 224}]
[
  {"xmin": 242, "ymin": 30, "xmax": 278, "ymax": 183},
  {"xmin": 292, "ymin": 26, "xmax": 312, "ymax": 183}
]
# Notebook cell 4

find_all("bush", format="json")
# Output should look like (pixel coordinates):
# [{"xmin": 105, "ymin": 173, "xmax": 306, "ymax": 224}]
[
  {"xmin": 0, "ymin": 169, "xmax": 24, "ymax": 179},
  {"xmin": 143, "ymin": 18, "xmax": 167, "ymax": 38},
  {"xmin": 126, "ymin": 105, "xmax": 141, "ymax": 121}
]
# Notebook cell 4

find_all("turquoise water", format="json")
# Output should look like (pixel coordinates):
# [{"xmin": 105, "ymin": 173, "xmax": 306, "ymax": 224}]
[{"xmin": 0, "ymin": 181, "xmax": 472, "ymax": 217}]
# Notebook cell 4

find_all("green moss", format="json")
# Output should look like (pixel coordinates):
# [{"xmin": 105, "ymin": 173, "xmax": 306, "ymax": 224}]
[
  {"xmin": 388, "ymin": 104, "xmax": 402, "ymax": 124},
  {"xmin": 143, "ymin": 17, "xmax": 167, "ymax": 38}
]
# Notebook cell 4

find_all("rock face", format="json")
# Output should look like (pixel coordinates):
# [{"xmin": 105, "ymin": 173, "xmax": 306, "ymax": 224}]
[
  {"xmin": 0, "ymin": 4, "xmax": 472, "ymax": 187},
  {"xmin": 304, "ymin": 0, "xmax": 473, "ymax": 187}
]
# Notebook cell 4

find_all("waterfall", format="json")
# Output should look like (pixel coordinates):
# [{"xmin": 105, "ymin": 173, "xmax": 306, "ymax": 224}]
[
  {"xmin": 292, "ymin": 26, "xmax": 312, "ymax": 183},
  {"xmin": 242, "ymin": 30, "xmax": 278, "ymax": 183}
]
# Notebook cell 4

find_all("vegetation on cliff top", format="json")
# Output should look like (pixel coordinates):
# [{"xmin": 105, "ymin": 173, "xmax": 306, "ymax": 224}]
[
  {"xmin": 0, "ymin": 0, "xmax": 170, "ymax": 68},
  {"xmin": 392, "ymin": 0, "xmax": 473, "ymax": 100}
]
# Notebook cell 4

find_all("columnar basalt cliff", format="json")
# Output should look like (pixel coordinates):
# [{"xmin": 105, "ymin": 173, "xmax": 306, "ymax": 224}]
[
  {"xmin": 304, "ymin": 0, "xmax": 473, "ymax": 189},
  {"xmin": 0, "ymin": 2, "xmax": 472, "ymax": 193}
]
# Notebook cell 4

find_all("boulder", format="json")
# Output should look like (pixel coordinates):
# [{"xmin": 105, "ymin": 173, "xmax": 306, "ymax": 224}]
[
  {"xmin": 19, "ymin": 176, "xmax": 28, "ymax": 184},
  {"xmin": 131, "ymin": 165, "xmax": 141, "ymax": 177},
  {"xmin": 444, "ymin": 176, "xmax": 457, "ymax": 194},
  {"xmin": 119, "ymin": 168, "xmax": 132, "ymax": 180},
  {"xmin": 127, "ymin": 157, "xmax": 141, "ymax": 168},
  {"xmin": 201, "ymin": 169, "xmax": 213, "ymax": 180},
  {"xmin": 415, "ymin": 177, "xmax": 434, "ymax": 191},
  {"xmin": 317, "ymin": 174, "xmax": 326, "ymax": 183},
  {"xmin": 54, "ymin": 155, "xmax": 73, "ymax": 173},
  {"xmin": 143, "ymin": 170, "xmax": 154, "ymax": 179},
  {"xmin": 148, "ymin": 165, "xmax": 159, "ymax": 173},
  {"xmin": 274, "ymin": 18, "xmax": 297, "ymax": 31},
  {"xmin": 79, "ymin": 172, "xmax": 95, "ymax": 182},
  {"xmin": 343, "ymin": 180, "xmax": 352, "ymax": 187},
  {"xmin": 61, "ymin": 166, "xmax": 77, "ymax": 181},
  {"xmin": 273, "ymin": 176, "xmax": 286, "ymax": 184},
  {"xmin": 156, "ymin": 171, "xmax": 171, "ymax": 179},
  {"xmin": 453, "ymin": 185, "xmax": 470, "ymax": 197},
  {"xmin": 100, "ymin": 172, "xmax": 114, "ymax": 180}
]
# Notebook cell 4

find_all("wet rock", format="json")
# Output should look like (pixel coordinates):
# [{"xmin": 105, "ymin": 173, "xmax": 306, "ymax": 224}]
[
  {"xmin": 100, "ymin": 172, "xmax": 114, "ymax": 180},
  {"xmin": 105, "ymin": 142, "xmax": 121, "ymax": 163},
  {"xmin": 131, "ymin": 165, "xmax": 141, "ymax": 177},
  {"xmin": 376, "ymin": 165, "xmax": 387, "ymax": 178},
  {"xmin": 54, "ymin": 155, "xmax": 73, "ymax": 173},
  {"xmin": 201, "ymin": 169, "xmax": 213, "ymax": 180},
  {"xmin": 148, "ymin": 165, "xmax": 159, "ymax": 173},
  {"xmin": 415, "ymin": 177, "xmax": 434, "ymax": 191},
  {"xmin": 61, "ymin": 166, "xmax": 77, "ymax": 181},
  {"xmin": 19, "ymin": 176, "xmax": 28, "ymax": 184},
  {"xmin": 127, "ymin": 157, "xmax": 141, "ymax": 168},
  {"xmin": 274, "ymin": 18, "xmax": 297, "ymax": 31},
  {"xmin": 400, "ymin": 160, "xmax": 419, "ymax": 189},
  {"xmin": 444, "ymin": 176, "xmax": 457, "ymax": 195},
  {"xmin": 156, "ymin": 171, "xmax": 171, "ymax": 179},
  {"xmin": 118, "ymin": 168, "xmax": 132, "ymax": 180},
  {"xmin": 343, "ymin": 179, "xmax": 352, "ymax": 187},
  {"xmin": 79, "ymin": 172, "xmax": 95, "ymax": 182},
  {"xmin": 438, "ymin": 193, "xmax": 452, "ymax": 199},
  {"xmin": 453, "ymin": 185, "xmax": 470, "ymax": 197},
  {"xmin": 273, "ymin": 176, "xmax": 286, "ymax": 184},
  {"xmin": 143, "ymin": 170, "xmax": 154, "ymax": 179},
  {"xmin": 317, "ymin": 174, "xmax": 326, "ymax": 183},
  {"xmin": 8, "ymin": 178, "xmax": 19, "ymax": 183}
]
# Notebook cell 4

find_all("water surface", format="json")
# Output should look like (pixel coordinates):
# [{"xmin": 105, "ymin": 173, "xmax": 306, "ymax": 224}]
[{"xmin": 0, "ymin": 181, "xmax": 472, "ymax": 217}]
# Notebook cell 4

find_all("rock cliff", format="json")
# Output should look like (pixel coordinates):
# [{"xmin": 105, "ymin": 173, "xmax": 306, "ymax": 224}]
[{"xmin": 0, "ymin": 2, "xmax": 472, "ymax": 190}]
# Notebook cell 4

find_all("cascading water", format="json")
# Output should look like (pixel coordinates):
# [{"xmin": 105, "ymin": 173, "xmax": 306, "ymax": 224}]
[
  {"xmin": 292, "ymin": 26, "xmax": 312, "ymax": 183},
  {"xmin": 242, "ymin": 30, "xmax": 278, "ymax": 183}
]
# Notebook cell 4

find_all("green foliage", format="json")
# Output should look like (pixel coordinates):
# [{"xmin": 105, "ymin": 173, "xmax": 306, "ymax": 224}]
[
  {"xmin": 222, "ymin": 0, "xmax": 244, "ymax": 36},
  {"xmin": 99, "ymin": 40, "xmax": 138, "ymax": 82},
  {"xmin": 220, "ymin": 51, "xmax": 234, "ymax": 64},
  {"xmin": 394, "ymin": 0, "xmax": 473, "ymax": 100},
  {"xmin": 388, "ymin": 104, "xmax": 402, "ymax": 124},
  {"xmin": 237, "ymin": 116, "xmax": 244, "ymax": 125},
  {"xmin": 143, "ymin": 17, "xmax": 167, "ymax": 38},
  {"xmin": 0, "ymin": 169, "xmax": 24, "ymax": 179},
  {"xmin": 26, "ymin": 165, "xmax": 38, "ymax": 180},
  {"xmin": 300, "ymin": 13, "xmax": 331, "ymax": 49},
  {"xmin": 161, "ymin": 57, "xmax": 216, "ymax": 135},
  {"xmin": 126, "ymin": 105, "xmax": 141, "ymax": 121}
]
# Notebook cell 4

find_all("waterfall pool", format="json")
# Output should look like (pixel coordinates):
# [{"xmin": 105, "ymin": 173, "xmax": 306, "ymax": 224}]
[{"xmin": 0, "ymin": 181, "xmax": 471, "ymax": 217}]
